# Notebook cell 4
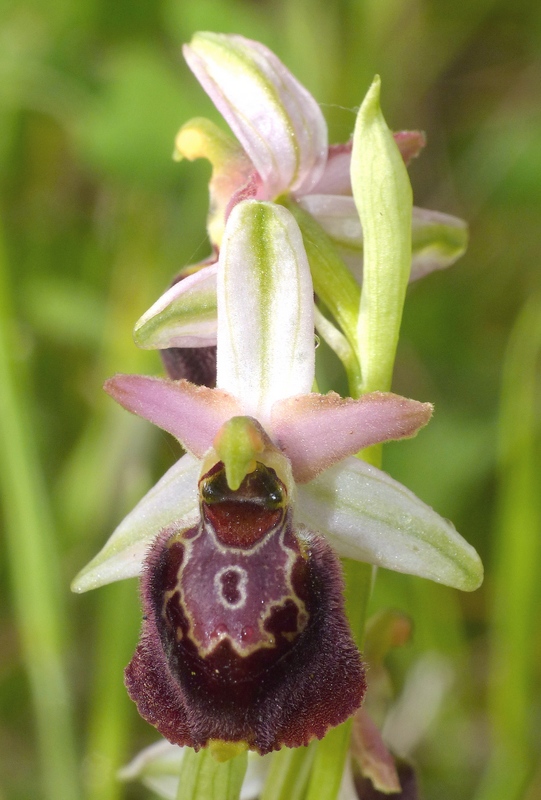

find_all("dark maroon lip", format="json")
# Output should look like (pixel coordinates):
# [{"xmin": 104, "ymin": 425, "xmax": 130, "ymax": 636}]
[{"xmin": 126, "ymin": 510, "xmax": 365, "ymax": 754}]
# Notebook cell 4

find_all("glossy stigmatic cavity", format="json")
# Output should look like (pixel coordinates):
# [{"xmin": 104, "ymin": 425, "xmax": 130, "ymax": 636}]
[{"xmin": 126, "ymin": 462, "xmax": 365, "ymax": 754}]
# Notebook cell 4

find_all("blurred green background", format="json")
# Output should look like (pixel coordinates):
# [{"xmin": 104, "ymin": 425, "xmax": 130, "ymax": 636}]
[{"xmin": 0, "ymin": 0, "xmax": 540, "ymax": 798}]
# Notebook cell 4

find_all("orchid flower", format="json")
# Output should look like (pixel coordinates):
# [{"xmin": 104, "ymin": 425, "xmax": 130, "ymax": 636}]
[
  {"xmin": 133, "ymin": 32, "xmax": 467, "ymax": 356},
  {"xmin": 72, "ymin": 200, "xmax": 482, "ymax": 755}
]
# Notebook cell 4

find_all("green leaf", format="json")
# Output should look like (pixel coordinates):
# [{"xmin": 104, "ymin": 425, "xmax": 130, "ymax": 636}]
[{"xmin": 351, "ymin": 75, "xmax": 413, "ymax": 393}]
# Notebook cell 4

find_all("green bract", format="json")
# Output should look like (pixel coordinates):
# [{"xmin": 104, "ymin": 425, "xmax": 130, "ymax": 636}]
[{"xmin": 351, "ymin": 75, "xmax": 412, "ymax": 394}]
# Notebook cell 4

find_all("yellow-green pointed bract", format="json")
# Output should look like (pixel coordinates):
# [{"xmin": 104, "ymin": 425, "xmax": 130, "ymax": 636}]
[
  {"xmin": 213, "ymin": 416, "xmax": 265, "ymax": 490},
  {"xmin": 351, "ymin": 75, "xmax": 413, "ymax": 394}
]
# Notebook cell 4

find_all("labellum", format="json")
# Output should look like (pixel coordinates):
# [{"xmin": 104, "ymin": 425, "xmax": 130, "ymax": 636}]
[{"xmin": 126, "ymin": 459, "xmax": 365, "ymax": 755}]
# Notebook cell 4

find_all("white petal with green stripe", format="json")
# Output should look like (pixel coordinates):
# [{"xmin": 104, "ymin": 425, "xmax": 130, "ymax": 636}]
[
  {"xmin": 217, "ymin": 200, "xmax": 314, "ymax": 425},
  {"xmin": 296, "ymin": 456, "xmax": 483, "ymax": 591}
]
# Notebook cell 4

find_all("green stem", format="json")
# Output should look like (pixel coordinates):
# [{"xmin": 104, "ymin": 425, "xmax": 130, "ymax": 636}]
[
  {"xmin": 304, "ymin": 720, "xmax": 352, "ymax": 800},
  {"xmin": 261, "ymin": 743, "xmax": 316, "ymax": 800},
  {"xmin": 0, "ymin": 219, "xmax": 81, "ymax": 797},
  {"xmin": 176, "ymin": 748, "xmax": 248, "ymax": 800}
]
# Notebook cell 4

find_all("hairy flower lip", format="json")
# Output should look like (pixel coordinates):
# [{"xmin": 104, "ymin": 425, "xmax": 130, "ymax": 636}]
[{"xmin": 125, "ymin": 516, "xmax": 365, "ymax": 755}]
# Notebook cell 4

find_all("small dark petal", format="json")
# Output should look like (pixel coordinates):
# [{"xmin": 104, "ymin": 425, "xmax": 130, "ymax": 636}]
[
  {"xmin": 160, "ymin": 346, "xmax": 217, "ymax": 387},
  {"xmin": 125, "ymin": 512, "xmax": 365, "ymax": 755},
  {"xmin": 354, "ymin": 759, "xmax": 419, "ymax": 799}
]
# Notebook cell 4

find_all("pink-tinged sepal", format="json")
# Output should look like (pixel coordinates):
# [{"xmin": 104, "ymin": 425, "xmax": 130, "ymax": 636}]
[
  {"xmin": 126, "ymin": 462, "xmax": 365, "ymax": 754},
  {"xmin": 104, "ymin": 375, "xmax": 241, "ymax": 458},
  {"xmin": 310, "ymin": 131, "xmax": 425, "ymax": 196},
  {"xmin": 272, "ymin": 392, "xmax": 433, "ymax": 483},
  {"xmin": 310, "ymin": 142, "xmax": 354, "ymax": 196}
]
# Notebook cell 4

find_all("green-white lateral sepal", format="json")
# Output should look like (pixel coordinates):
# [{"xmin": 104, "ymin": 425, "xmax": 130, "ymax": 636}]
[
  {"xmin": 351, "ymin": 76, "xmax": 413, "ymax": 393},
  {"xmin": 134, "ymin": 263, "xmax": 218, "ymax": 349},
  {"xmin": 217, "ymin": 200, "xmax": 315, "ymax": 426},
  {"xmin": 409, "ymin": 208, "xmax": 468, "ymax": 280},
  {"xmin": 295, "ymin": 456, "xmax": 483, "ymax": 591},
  {"xmin": 71, "ymin": 454, "xmax": 200, "ymax": 593},
  {"xmin": 298, "ymin": 195, "xmax": 468, "ymax": 283},
  {"xmin": 119, "ymin": 740, "xmax": 185, "ymax": 800}
]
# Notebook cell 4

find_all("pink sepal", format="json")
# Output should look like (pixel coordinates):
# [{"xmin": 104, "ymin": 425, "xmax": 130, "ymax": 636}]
[
  {"xmin": 271, "ymin": 392, "xmax": 432, "ymax": 482},
  {"xmin": 104, "ymin": 374, "xmax": 241, "ymax": 457}
]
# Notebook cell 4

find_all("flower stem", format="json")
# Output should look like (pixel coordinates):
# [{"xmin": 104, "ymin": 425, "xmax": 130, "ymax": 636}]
[
  {"xmin": 175, "ymin": 748, "xmax": 247, "ymax": 800},
  {"xmin": 261, "ymin": 742, "xmax": 316, "ymax": 800}
]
